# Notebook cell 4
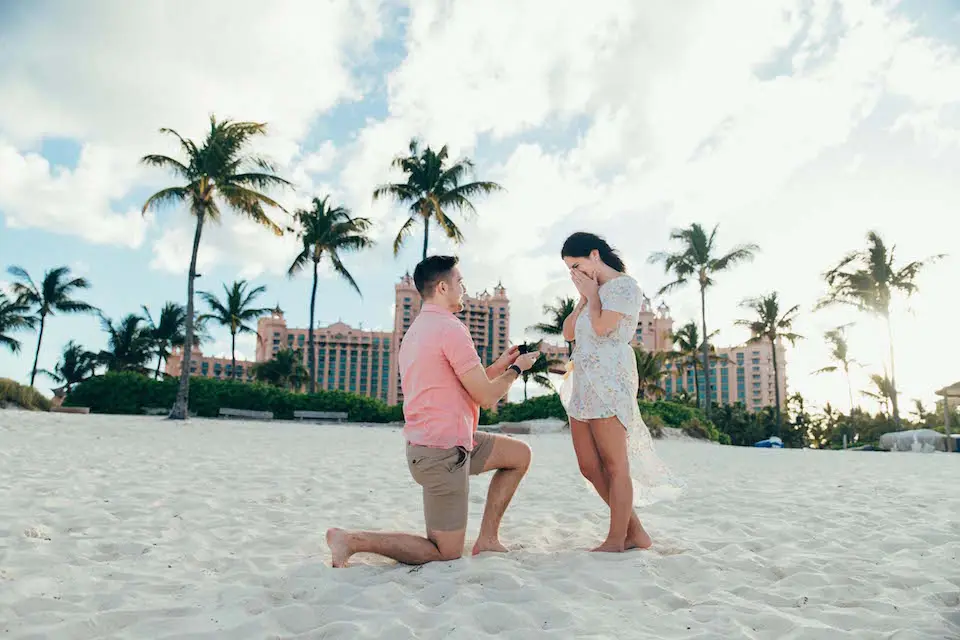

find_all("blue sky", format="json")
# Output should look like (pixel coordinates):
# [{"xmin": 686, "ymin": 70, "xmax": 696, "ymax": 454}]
[{"xmin": 1, "ymin": 0, "xmax": 959, "ymax": 409}]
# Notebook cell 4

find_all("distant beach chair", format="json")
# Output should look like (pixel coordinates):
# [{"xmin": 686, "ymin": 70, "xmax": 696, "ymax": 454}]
[
  {"xmin": 754, "ymin": 436, "xmax": 783, "ymax": 448},
  {"xmin": 218, "ymin": 408, "xmax": 274, "ymax": 421},
  {"xmin": 51, "ymin": 406, "xmax": 90, "ymax": 415},
  {"xmin": 293, "ymin": 410, "xmax": 348, "ymax": 423}
]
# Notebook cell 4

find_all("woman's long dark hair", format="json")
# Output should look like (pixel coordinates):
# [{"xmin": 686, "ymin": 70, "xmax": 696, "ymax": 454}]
[{"xmin": 561, "ymin": 232, "xmax": 626, "ymax": 272}]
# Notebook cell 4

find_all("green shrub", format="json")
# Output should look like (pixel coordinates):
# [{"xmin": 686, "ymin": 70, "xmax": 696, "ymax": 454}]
[
  {"xmin": 642, "ymin": 413, "xmax": 666, "ymax": 439},
  {"xmin": 0, "ymin": 378, "xmax": 51, "ymax": 411},
  {"xmin": 66, "ymin": 373, "xmax": 402, "ymax": 422},
  {"xmin": 63, "ymin": 374, "xmax": 733, "ymax": 446},
  {"xmin": 495, "ymin": 394, "xmax": 567, "ymax": 423}
]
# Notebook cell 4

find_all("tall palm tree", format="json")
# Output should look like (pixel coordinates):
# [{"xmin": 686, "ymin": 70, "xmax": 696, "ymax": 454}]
[
  {"xmin": 287, "ymin": 195, "xmax": 374, "ymax": 393},
  {"xmin": 39, "ymin": 341, "xmax": 98, "ymax": 393},
  {"xmin": 633, "ymin": 348, "xmax": 667, "ymax": 400},
  {"xmin": 817, "ymin": 231, "xmax": 943, "ymax": 428},
  {"xmin": 663, "ymin": 321, "xmax": 720, "ymax": 408},
  {"xmin": 198, "ymin": 281, "xmax": 270, "ymax": 381},
  {"xmin": 862, "ymin": 373, "xmax": 897, "ymax": 417},
  {"xmin": 372, "ymin": 139, "xmax": 503, "ymax": 261},
  {"xmin": 142, "ymin": 302, "xmax": 191, "ymax": 379},
  {"xmin": 649, "ymin": 223, "xmax": 759, "ymax": 417},
  {"xmin": 529, "ymin": 296, "xmax": 576, "ymax": 356},
  {"xmin": 96, "ymin": 313, "xmax": 154, "ymax": 373},
  {"xmin": 253, "ymin": 348, "xmax": 309, "ymax": 391},
  {"xmin": 141, "ymin": 116, "xmax": 290, "ymax": 419},
  {"xmin": 735, "ymin": 292, "xmax": 802, "ymax": 435},
  {"xmin": 0, "ymin": 290, "xmax": 37, "ymax": 354},
  {"xmin": 812, "ymin": 324, "xmax": 860, "ymax": 412},
  {"xmin": 7, "ymin": 265, "xmax": 96, "ymax": 386}
]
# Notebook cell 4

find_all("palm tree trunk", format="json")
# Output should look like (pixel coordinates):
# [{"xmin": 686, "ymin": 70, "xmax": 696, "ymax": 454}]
[
  {"xmin": 524, "ymin": 377, "xmax": 528, "ymax": 402},
  {"xmin": 422, "ymin": 217, "xmax": 430, "ymax": 262},
  {"xmin": 699, "ymin": 285, "xmax": 711, "ymax": 418},
  {"xmin": 231, "ymin": 332, "xmax": 237, "ymax": 380},
  {"xmin": 692, "ymin": 359, "xmax": 700, "ymax": 407},
  {"xmin": 308, "ymin": 259, "xmax": 319, "ymax": 394},
  {"xmin": 29, "ymin": 313, "xmax": 46, "ymax": 387},
  {"xmin": 169, "ymin": 214, "xmax": 205, "ymax": 420},
  {"xmin": 155, "ymin": 352, "xmax": 164, "ymax": 380},
  {"xmin": 771, "ymin": 336, "xmax": 782, "ymax": 436},
  {"xmin": 885, "ymin": 315, "xmax": 901, "ymax": 429},
  {"xmin": 844, "ymin": 363, "xmax": 854, "ymax": 413}
]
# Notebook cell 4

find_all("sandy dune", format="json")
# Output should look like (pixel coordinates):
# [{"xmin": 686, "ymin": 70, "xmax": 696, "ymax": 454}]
[{"xmin": 1, "ymin": 412, "xmax": 957, "ymax": 639}]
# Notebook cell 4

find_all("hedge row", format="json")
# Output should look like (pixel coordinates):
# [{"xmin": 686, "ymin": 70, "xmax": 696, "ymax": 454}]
[{"xmin": 64, "ymin": 373, "xmax": 729, "ymax": 444}]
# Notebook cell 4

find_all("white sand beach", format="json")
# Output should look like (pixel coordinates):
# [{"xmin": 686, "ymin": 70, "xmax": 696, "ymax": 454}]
[{"xmin": 1, "ymin": 412, "xmax": 958, "ymax": 639}]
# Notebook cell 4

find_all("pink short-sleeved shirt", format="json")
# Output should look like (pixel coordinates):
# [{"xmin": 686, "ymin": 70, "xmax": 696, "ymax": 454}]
[{"xmin": 399, "ymin": 303, "xmax": 482, "ymax": 450}]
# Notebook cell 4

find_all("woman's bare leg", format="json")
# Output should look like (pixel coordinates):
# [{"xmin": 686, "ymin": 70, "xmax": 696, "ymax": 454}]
[
  {"xmin": 570, "ymin": 418, "xmax": 651, "ymax": 550},
  {"xmin": 588, "ymin": 417, "xmax": 642, "ymax": 552}
]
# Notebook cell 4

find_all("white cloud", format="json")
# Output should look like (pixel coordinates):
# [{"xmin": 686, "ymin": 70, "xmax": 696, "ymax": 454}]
[
  {"xmin": 3, "ymin": 0, "xmax": 960, "ymax": 411},
  {"xmin": 0, "ymin": 0, "xmax": 387, "ymax": 249},
  {"xmin": 345, "ymin": 0, "xmax": 960, "ymax": 410},
  {"xmin": 0, "ymin": 141, "xmax": 150, "ymax": 246}
]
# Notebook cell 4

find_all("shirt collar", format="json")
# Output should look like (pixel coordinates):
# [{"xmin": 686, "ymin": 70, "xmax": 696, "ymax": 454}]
[{"xmin": 421, "ymin": 302, "xmax": 454, "ymax": 316}]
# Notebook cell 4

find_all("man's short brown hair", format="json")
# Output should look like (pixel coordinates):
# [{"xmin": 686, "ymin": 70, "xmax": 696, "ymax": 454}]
[{"xmin": 413, "ymin": 255, "xmax": 458, "ymax": 298}]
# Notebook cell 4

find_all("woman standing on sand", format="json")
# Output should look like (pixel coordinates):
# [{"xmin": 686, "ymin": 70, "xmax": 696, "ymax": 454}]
[{"xmin": 559, "ymin": 231, "xmax": 679, "ymax": 552}]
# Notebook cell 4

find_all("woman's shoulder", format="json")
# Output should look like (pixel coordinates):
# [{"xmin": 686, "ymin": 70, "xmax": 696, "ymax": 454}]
[{"xmin": 604, "ymin": 274, "xmax": 641, "ymax": 295}]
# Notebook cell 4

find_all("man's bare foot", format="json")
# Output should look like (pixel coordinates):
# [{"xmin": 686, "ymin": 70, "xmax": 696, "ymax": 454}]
[
  {"xmin": 326, "ymin": 528, "xmax": 353, "ymax": 568},
  {"xmin": 472, "ymin": 538, "xmax": 509, "ymax": 556}
]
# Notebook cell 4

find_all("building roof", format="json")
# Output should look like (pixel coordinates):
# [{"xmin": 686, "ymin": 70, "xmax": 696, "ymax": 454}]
[{"xmin": 935, "ymin": 381, "xmax": 960, "ymax": 398}]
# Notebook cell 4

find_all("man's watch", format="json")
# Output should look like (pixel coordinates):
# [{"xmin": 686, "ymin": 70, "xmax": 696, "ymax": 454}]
[{"xmin": 508, "ymin": 364, "xmax": 522, "ymax": 376}]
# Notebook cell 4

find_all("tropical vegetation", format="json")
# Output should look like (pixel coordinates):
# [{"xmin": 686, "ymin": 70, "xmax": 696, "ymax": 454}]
[
  {"xmin": 287, "ymin": 195, "xmax": 374, "ymax": 393},
  {"xmin": 140, "ymin": 115, "xmax": 291, "ymax": 419},
  {"xmin": 372, "ymin": 138, "xmax": 502, "ymax": 261},
  {"xmin": 7, "ymin": 265, "xmax": 96, "ymax": 386},
  {"xmin": 649, "ymin": 223, "xmax": 759, "ymax": 418}
]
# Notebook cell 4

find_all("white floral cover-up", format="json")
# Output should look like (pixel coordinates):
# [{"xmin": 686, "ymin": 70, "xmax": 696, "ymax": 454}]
[{"xmin": 559, "ymin": 275, "xmax": 683, "ymax": 506}]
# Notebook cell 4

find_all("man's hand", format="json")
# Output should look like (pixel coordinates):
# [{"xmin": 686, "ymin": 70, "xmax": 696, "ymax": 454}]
[
  {"xmin": 493, "ymin": 344, "xmax": 520, "ymax": 369},
  {"xmin": 514, "ymin": 351, "xmax": 540, "ymax": 372}
]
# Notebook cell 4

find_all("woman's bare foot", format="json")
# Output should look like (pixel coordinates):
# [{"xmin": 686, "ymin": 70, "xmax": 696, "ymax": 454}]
[
  {"xmin": 472, "ymin": 537, "xmax": 509, "ymax": 556},
  {"xmin": 591, "ymin": 539, "xmax": 627, "ymax": 553},
  {"xmin": 625, "ymin": 529, "xmax": 653, "ymax": 550},
  {"xmin": 326, "ymin": 528, "xmax": 353, "ymax": 568}
]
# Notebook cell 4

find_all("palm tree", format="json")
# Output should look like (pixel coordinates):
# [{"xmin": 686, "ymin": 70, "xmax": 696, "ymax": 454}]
[
  {"xmin": 862, "ymin": 373, "xmax": 897, "ymax": 417},
  {"xmin": 372, "ymin": 139, "xmax": 503, "ymax": 261},
  {"xmin": 97, "ymin": 313, "xmax": 154, "ymax": 373},
  {"xmin": 141, "ymin": 115, "xmax": 290, "ymax": 420},
  {"xmin": 198, "ymin": 281, "xmax": 270, "ymax": 381},
  {"xmin": 813, "ymin": 324, "xmax": 861, "ymax": 412},
  {"xmin": 529, "ymin": 296, "xmax": 577, "ymax": 356},
  {"xmin": 633, "ymin": 348, "xmax": 667, "ymax": 400},
  {"xmin": 39, "ymin": 341, "xmax": 98, "ymax": 393},
  {"xmin": 0, "ymin": 291, "xmax": 37, "ymax": 354},
  {"xmin": 287, "ymin": 195, "xmax": 374, "ymax": 393},
  {"xmin": 663, "ymin": 321, "xmax": 720, "ymax": 408},
  {"xmin": 253, "ymin": 348, "xmax": 309, "ymax": 391},
  {"xmin": 817, "ymin": 231, "xmax": 943, "ymax": 428},
  {"xmin": 735, "ymin": 292, "xmax": 802, "ymax": 435},
  {"xmin": 7, "ymin": 265, "xmax": 96, "ymax": 386},
  {"xmin": 649, "ymin": 223, "xmax": 759, "ymax": 417},
  {"xmin": 142, "ymin": 302, "xmax": 192, "ymax": 379}
]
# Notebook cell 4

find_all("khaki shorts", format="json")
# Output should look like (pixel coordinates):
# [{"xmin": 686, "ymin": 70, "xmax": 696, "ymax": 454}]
[{"xmin": 406, "ymin": 432, "xmax": 496, "ymax": 532}]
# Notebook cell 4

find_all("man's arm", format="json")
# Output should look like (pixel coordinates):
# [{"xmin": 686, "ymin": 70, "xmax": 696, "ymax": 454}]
[{"xmin": 458, "ymin": 364, "xmax": 522, "ymax": 409}]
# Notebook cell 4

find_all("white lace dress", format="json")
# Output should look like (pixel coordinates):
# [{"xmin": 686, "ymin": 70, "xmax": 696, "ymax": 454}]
[{"xmin": 560, "ymin": 275, "xmax": 683, "ymax": 506}]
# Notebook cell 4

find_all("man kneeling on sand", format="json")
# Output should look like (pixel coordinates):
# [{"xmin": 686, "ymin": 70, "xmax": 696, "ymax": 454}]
[{"xmin": 327, "ymin": 255, "xmax": 540, "ymax": 567}]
